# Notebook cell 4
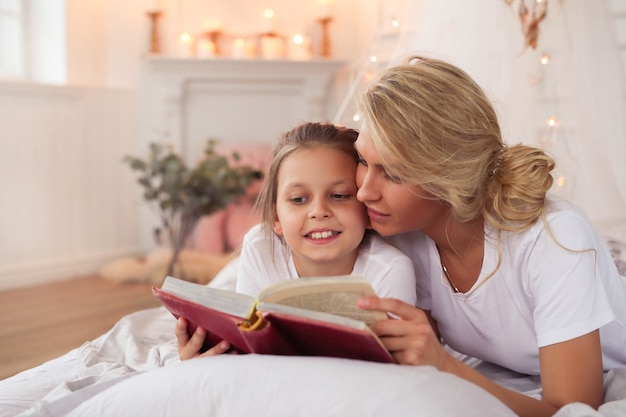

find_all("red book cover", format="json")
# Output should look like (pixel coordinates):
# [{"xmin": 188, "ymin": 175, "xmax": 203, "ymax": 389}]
[
  {"xmin": 261, "ymin": 310, "xmax": 395, "ymax": 363},
  {"xmin": 152, "ymin": 287, "xmax": 297, "ymax": 355},
  {"xmin": 153, "ymin": 276, "xmax": 395, "ymax": 363}
]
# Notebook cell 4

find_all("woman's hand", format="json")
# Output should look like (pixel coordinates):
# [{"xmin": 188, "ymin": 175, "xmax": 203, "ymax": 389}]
[
  {"xmin": 175, "ymin": 317, "xmax": 232, "ymax": 360},
  {"xmin": 357, "ymin": 296, "xmax": 450, "ymax": 370}
]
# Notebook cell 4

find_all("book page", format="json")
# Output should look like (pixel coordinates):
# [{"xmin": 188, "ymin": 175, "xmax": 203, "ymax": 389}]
[
  {"xmin": 159, "ymin": 276, "xmax": 255, "ymax": 319},
  {"xmin": 258, "ymin": 276, "xmax": 387, "ymax": 325}
]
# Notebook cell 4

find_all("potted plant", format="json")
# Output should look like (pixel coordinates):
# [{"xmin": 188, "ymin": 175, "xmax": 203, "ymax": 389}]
[{"xmin": 124, "ymin": 140, "xmax": 263, "ymax": 279}]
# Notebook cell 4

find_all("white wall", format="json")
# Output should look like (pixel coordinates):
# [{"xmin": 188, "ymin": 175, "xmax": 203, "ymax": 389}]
[{"xmin": 2, "ymin": 0, "xmax": 624, "ymax": 290}]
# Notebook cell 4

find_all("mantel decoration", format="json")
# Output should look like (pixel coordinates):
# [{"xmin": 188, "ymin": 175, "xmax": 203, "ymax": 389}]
[{"xmin": 124, "ymin": 141, "xmax": 263, "ymax": 279}]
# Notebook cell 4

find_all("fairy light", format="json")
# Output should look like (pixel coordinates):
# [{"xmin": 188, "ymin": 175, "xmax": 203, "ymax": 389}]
[
  {"xmin": 556, "ymin": 176, "xmax": 566, "ymax": 187},
  {"xmin": 391, "ymin": 18, "xmax": 400, "ymax": 28},
  {"xmin": 546, "ymin": 116, "xmax": 558, "ymax": 127},
  {"xmin": 353, "ymin": 114, "xmax": 360, "ymax": 122},
  {"xmin": 180, "ymin": 32, "xmax": 192, "ymax": 42},
  {"xmin": 540, "ymin": 54, "xmax": 550, "ymax": 65},
  {"xmin": 370, "ymin": 55, "xmax": 378, "ymax": 63}
]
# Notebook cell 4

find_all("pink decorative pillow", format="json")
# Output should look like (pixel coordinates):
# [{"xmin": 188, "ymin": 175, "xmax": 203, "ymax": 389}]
[
  {"xmin": 193, "ymin": 210, "xmax": 227, "ymax": 255},
  {"xmin": 191, "ymin": 142, "xmax": 272, "ymax": 255}
]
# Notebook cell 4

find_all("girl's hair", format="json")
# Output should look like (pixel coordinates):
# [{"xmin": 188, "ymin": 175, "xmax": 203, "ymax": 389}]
[
  {"xmin": 255, "ymin": 122, "xmax": 359, "ymax": 238},
  {"xmin": 359, "ymin": 55, "xmax": 555, "ymax": 233}
]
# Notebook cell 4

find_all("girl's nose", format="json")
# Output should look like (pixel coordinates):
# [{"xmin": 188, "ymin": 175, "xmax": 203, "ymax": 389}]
[{"xmin": 309, "ymin": 199, "xmax": 330, "ymax": 219}]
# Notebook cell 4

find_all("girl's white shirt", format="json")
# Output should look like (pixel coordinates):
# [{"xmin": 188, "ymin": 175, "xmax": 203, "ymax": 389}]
[
  {"xmin": 236, "ymin": 224, "xmax": 418, "ymax": 307},
  {"xmin": 387, "ymin": 195, "xmax": 626, "ymax": 375}
]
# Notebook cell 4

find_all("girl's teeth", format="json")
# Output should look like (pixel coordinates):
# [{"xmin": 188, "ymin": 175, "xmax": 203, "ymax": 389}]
[{"xmin": 311, "ymin": 231, "xmax": 335, "ymax": 239}]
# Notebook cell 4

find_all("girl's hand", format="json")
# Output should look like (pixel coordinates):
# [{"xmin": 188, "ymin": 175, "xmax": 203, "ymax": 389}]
[
  {"xmin": 175, "ymin": 317, "xmax": 232, "ymax": 360},
  {"xmin": 357, "ymin": 296, "xmax": 450, "ymax": 370}
]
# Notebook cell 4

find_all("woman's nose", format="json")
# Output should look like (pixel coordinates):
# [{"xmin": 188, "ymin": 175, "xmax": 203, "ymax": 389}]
[{"xmin": 356, "ymin": 167, "xmax": 376, "ymax": 203}]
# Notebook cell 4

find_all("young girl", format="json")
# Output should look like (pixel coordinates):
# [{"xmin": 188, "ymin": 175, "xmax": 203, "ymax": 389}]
[
  {"xmin": 177, "ymin": 122, "xmax": 417, "ymax": 359},
  {"xmin": 352, "ymin": 56, "xmax": 626, "ymax": 416}
]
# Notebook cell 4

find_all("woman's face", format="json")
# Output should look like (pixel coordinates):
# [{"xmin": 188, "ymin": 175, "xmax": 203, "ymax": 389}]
[{"xmin": 354, "ymin": 126, "xmax": 446, "ymax": 236}]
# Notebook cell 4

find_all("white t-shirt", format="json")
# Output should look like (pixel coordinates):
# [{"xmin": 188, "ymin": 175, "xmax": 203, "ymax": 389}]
[
  {"xmin": 386, "ymin": 196, "xmax": 626, "ymax": 375},
  {"xmin": 236, "ymin": 224, "xmax": 417, "ymax": 306}
]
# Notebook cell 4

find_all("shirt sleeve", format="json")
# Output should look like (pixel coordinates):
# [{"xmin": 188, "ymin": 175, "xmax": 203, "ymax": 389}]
[
  {"xmin": 526, "ymin": 211, "xmax": 615, "ymax": 347},
  {"xmin": 235, "ymin": 225, "xmax": 271, "ymax": 297}
]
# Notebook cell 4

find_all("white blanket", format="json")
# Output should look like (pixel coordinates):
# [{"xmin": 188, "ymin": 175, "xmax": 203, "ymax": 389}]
[{"xmin": 1, "ymin": 257, "xmax": 625, "ymax": 417}]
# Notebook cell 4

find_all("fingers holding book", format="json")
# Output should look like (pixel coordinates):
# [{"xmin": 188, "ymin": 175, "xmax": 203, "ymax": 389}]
[{"xmin": 175, "ymin": 317, "xmax": 233, "ymax": 360}]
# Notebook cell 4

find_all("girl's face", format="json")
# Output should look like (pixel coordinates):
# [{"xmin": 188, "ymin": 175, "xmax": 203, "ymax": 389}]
[
  {"xmin": 354, "ymin": 127, "xmax": 446, "ymax": 236},
  {"xmin": 273, "ymin": 146, "xmax": 368, "ymax": 276}
]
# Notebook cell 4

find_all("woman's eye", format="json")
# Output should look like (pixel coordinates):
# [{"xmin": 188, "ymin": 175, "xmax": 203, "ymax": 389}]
[
  {"xmin": 384, "ymin": 171, "xmax": 402, "ymax": 184},
  {"xmin": 356, "ymin": 155, "xmax": 367, "ymax": 166}
]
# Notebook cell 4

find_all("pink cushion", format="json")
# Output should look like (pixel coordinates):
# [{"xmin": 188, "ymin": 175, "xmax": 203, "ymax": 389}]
[{"xmin": 191, "ymin": 142, "xmax": 272, "ymax": 255}]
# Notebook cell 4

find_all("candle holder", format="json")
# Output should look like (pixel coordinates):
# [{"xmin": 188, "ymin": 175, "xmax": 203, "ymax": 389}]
[
  {"xmin": 146, "ymin": 11, "xmax": 163, "ymax": 54},
  {"xmin": 317, "ymin": 17, "xmax": 333, "ymax": 58},
  {"xmin": 205, "ymin": 30, "xmax": 223, "ymax": 56}
]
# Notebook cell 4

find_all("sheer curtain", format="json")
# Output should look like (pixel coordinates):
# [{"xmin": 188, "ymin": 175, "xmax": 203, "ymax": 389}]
[
  {"xmin": 386, "ymin": 0, "xmax": 626, "ymax": 221},
  {"xmin": 0, "ymin": 0, "xmax": 23, "ymax": 79}
]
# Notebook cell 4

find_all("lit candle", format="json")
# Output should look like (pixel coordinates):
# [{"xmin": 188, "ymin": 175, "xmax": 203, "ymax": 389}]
[
  {"xmin": 203, "ymin": 19, "xmax": 222, "ymax": 33},
  {"xmin": 260, "ymin": 35, "xmax": 285, "ymax": 59},
  {"xmin": 146, "ymin": 0, "xmax": 160, "ymax": 12},
  {"xmin": 318, "ymin": 0, "xmax": 332, "ymax": 19},
  {"xmin": 196, "ymin": 39, "xmax": 217, "ymax": 58},
  {"xmin": 232, "ymin": 38, "xmax": 247, "ymax": 59},
  {"xmin": 288, "ymin": 34, "xmax": 311, "ymax": 61},
  {"xmin": 178, "ymin": 32, "xmax": 194, "ymax": 57},
  {"xmin": 262, "ymin": 8, "xmax": 275, "ymax": 33}
]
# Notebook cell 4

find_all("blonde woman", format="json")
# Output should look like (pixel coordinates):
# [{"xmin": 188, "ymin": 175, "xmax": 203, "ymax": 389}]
[{"xmin": 354, "ymin": 56, "xmax": 626, "ymax": 416}]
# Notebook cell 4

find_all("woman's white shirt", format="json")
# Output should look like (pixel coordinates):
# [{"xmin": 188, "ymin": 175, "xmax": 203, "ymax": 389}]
[{"xmin": 386, "ymin": 196, "xmax": 626, "ymax": 375}]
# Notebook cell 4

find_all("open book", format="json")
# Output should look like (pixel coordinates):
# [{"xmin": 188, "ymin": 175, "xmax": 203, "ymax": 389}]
[{"xmin": 153, "ymin": 275, "xmax": 395, "ymax": 363}]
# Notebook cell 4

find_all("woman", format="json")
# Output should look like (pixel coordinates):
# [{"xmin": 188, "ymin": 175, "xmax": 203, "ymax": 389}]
[{"xmin": 354, "ymin": 56, "xmax": 626, "ymax": 416}]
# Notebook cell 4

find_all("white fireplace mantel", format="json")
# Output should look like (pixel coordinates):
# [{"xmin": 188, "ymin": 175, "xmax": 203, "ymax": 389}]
[{"xmin": 139, "ymin": 57, "xmax": 346, "ymax": 162}]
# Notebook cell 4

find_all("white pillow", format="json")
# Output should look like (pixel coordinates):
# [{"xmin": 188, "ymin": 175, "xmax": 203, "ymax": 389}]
[{"xmin": 55, "ymin": 355, "xmax": 516, "ymax": 417}]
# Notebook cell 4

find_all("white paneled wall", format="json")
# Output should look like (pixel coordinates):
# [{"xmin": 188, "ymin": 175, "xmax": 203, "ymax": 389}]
[{"xmin": 0, "ymin": 82, "xmax": 141, "ymax": 290}]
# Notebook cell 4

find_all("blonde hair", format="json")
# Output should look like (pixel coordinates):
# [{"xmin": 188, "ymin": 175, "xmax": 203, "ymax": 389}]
[
  {"xmin": 359, "ymin": 56, "xmax": 555, "ymax": 233},
  {"xmin": 255, "ymin": 122, "xmax": 359, "ymax": 240}
]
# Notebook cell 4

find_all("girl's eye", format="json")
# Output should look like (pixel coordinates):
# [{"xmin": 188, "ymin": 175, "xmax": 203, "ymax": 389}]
[
  {"xmin": 331, "ymin": 193, "xmax": 350, "ymax": 200},
  {"xmin": 289, "ymin": 196, "xmax": 306, "ymax": 204}
]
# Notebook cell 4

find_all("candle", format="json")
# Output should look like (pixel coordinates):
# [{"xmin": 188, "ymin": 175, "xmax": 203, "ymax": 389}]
[
  {"xmin": 288, "ymin": 34, "xmax": 311, "ymax": 61},
  {"xmin": 232, "ymin": 38, "xmax": 247, "ymax": 59},
  {"xmin": 318, "ymin": 0, "xmax": 332, "ymax": 19},
  {"xmin": 146, "ymin": 0, "xmax": 160, "ymax": 12},
  {"xmin": 196, "ymin": 39, "xmax": 217, "ymax": 58},
  {"xmin": 262, "ymin": 8, "xmax": 275, "ymax": 33},
  {"xmin": 203, "ymin": 19, "xmax": 222, "ymax": 33},
  {"xmin": 260, "ymin": 35, "xmax": 285, "ymax": 59},
  {"xmin": 178, "ymin": 32, "xmax": 194, "ymax": 57}
]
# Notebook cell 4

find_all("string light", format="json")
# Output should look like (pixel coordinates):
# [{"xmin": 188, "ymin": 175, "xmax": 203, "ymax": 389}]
[
  {"xmin": 540, "ymin": 54, "xmax": 550, "ymax": 65},
  {"xmin": 353, "ymin": 114, "xmax": 360, "ymax": 122},
  {"xmin": 391, "ymin": 18, "xmax": 400, "ymax": 28},
  {"xmin": 370, "ymin": 55, "xmax": 378, "ymax": 63},
  {"xmin": 546, "ymin": 116, "xmax": 558, "ymax": 127}
]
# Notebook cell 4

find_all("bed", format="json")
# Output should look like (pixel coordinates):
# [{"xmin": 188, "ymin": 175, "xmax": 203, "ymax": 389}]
[{"xmin": 1, "ymin": 222, "xmax": 625, "ymax": 417}]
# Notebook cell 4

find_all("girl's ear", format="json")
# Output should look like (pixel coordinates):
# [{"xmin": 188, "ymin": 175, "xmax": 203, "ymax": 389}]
[{"xmin": 273, "ymin": 219, "xmax": 283, "ymax": 235}]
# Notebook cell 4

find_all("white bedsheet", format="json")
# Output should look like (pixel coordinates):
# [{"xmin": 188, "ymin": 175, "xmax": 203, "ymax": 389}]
[{"xmin": 1, "ymin": 255, "xmax": 625, "ymax": 417}]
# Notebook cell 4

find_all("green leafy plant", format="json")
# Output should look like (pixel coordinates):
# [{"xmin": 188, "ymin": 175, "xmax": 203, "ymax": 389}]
[{"xmin": 124, "ymin": 140, "xmax": 263, "ymax": 278}]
